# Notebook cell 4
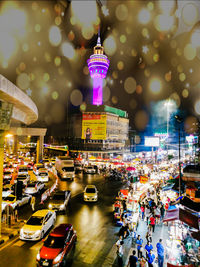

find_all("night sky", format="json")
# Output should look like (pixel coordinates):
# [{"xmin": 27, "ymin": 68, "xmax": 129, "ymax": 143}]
[{"xmin": 0, "ymin": 0, "xmax": 200, "ymax": 136}]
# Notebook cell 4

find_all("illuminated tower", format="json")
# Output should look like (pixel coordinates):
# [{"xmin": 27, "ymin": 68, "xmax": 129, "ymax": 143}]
[{"xmin": 87, "ymin": 31, "xmax": 110, "ymax": 105}]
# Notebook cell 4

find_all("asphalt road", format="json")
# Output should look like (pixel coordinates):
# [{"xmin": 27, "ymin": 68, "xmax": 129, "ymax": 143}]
[{"xmin": 0, "ymin": 171, "xmax": 124, "ymax": 267}]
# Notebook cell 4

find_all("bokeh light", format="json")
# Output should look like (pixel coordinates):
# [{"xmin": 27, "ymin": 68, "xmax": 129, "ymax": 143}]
[
  {"xmin": 70, "ymin": 89, "xmax": 83, "ymax": 106},
  {"xmin": 16, "ymin": 73, "xmax": 30, "ymax": 90},
  {"xmin": 115, "ymin": 4, "xmax": 128, "ymax": 21},
  {"xmin": 129, "ymin": 99, "xmax": 137, "ymax": 109},
  {"xmin": 103, "ymin": 86, "xmax": 111, "ymax": 102},
  {"xmin": 124, "ymin": 77, "xmax": 136, "ymax": 94},
  {"xmin": 149, "ymin": 78, "xmax": 162, "ymax": 94},
  {"xmin": 182, "ymin": 89, "xmax": 189, "ymax": 98},
  {"xmin": 52, "ymin": 91, "xmax": 59, "ymax": 100},
  {"xmin": 194, "ymin": 100, "xmax": 200, "ymax": 115},
  {"xmin": 104, "ymin": 35, "xmax": 117, "ymax": 56},
  {"xmin": 182, "ymin": 3, "xmax": 198, "ymax": 26},
  {"xmin": 154, "ymin": 14, "xmax": 174, "ymax": 32},
  {"xmin": 191, "ymin": 30, "xmax": 200, "ymax": 48},
  {"xmin": 138, "ymin": 9, "xmax": 151, "ymax": 24},
  {"xmin": 184, "ymin": 44, "xmax": 196, "ymax": 61},
  {"xmin": 117, "ymin": 61, "xmax": 124, "ymax": 70},
  {"xmin": 134, "ymin": 110, "xmax": 149, "ymax": 130},
  {"xmin": 61, "ymin": 42, "xmax": 75, "ymax": 59},
  {"xmin": 49, "ymin": 25, "xmax": 62, "ymax": 46}
]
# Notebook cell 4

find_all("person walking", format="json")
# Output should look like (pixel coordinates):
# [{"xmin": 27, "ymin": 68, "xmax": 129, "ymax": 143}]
[
  {"xmin": 136, "ymin": 235, "xmax": 143, "ymax": 258},
  {"xmin": 147, "ymin": 250, "xmax": 155, "ymax": 267},
  {"xmin": 141, "ymin": 204, "xmax": 145, "ymax": 220},
  {"xmin": 117, "ymin": 240, "xmax": 124, "ymax": 267},
  {"xmin": 31, "ymin": 195, "xmax": 36, "ymax": 211},
  {"xmin": 145, "ymin": 205, "xmax": 151, "ymax": 225},
  {"xmin": 160, "ymin": 204, "xmax": 165, "ymax": 221},
  {"xmin": 116, "ymin": 236, "xmax": 123, "ymax": 249},
  {"xmin": 145, "ymin": 241, "xmax": 153, "ymax": 258},
  {"xmin": 156, "ymin": 239, "xmax": 164, "ymax": 267},
  {"xmin": 128, "ymin": 250, "xmax": 138, "ymax": 267},
  {"xmin": 149, "ymin": 214, "xmax": 156, "ymax": 233}
]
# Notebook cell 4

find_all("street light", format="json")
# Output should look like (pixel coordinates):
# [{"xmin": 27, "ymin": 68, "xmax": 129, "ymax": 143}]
[{"xmin": 175, "ymin": 115, "xmax": 183, "ymax": 197}]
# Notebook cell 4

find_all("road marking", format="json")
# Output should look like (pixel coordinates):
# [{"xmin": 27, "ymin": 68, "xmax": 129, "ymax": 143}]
[
  {"xmin": 102, "ymin": 243, "xmax": 117, "ymax": 267},
  {"xmin": 0, "ymin": 236, "xmax": 19, "ymax": 251},
  {"xmin": 83, "ymin": 240, "xmax": 105, "ymax": 264},
  {"xmin": 13, "ymin": 240, "xmax": 25, "ymax": 247}
]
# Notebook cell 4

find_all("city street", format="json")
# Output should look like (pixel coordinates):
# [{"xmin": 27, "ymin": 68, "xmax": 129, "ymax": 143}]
[{"xmin": 0, "ymin": 172, "xmax": 124, "ymax": 267}]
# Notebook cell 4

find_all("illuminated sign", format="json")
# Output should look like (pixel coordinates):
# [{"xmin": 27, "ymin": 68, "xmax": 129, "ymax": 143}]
[
  {"xmin": 82, "ymin": 114, "xmax": 107, "ymax": 140},
  {"xmin": 145, "ymin": 137, "xmax": 160, "ymax": 147}
]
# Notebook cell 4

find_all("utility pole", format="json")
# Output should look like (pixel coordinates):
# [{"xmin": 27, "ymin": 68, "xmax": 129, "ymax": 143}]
[{"xmin": 175, "ymin": 115, "xmax": 183, "ymax": 197}]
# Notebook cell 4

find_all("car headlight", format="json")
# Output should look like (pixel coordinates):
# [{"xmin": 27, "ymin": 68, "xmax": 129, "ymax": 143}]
[
  {"xmin": 60, "ymin": 204, "xmax": 65, "ymax": 209},
  {"xmin": 53, "ymin": 252, "xmax": 63, "ymax": 264},
  {"xmin": 94, "ymin": 195, "xmax": 97, "ymax": 199},
  {"xmin": 84, "ymin": 195, "xmax": 87, "ymax": 199},
  {"xmin": 36, "ymin": 251, "xmax": 40, "ymax": 261},
  {"xmin": 35, "ymin": 230, "xmax": 41, "ymax": 236},
  {"xmin": 20, "ymin": 229, "xmax": 23, "ymax": 235},
  {"xmin": 48, "ymin": 204, "xmax": 52, "ymax": 209}
]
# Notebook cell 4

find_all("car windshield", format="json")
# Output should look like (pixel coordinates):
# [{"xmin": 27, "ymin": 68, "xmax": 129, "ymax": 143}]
[
  {"xmin": 87, "ymin": 167, "xmax": 93, "ymax": 169},
  {"xmin": 17, "ymin": 176, "xmax": 26, "ymax": 179},
  {"xmin": 86, "ymin": 188, "xmax": 96, "ymax": 193},
  {"xmin": 39, "ymin": 173, "xmax": 47, "ymax": 176},
  {"xmin": 62, "ymin": 167, "xmax": 74, "ymax": 172},
  {"xmin": 26, "ymin": 216, "xmax": 43, "ymax": 225},
  {"xmin": 19, "ymin": 168, "xmax": 28, "ymax": 172},
  {"xmin": 27, "ymin": 184, "xmax": 36, "ymax": 188},
  {"xmin": 4, "ymin": 172, "xmax": 11, "ymax": 175},
  {"xmin": 3, "ymin": 196, "xmax": 15, "ymax": 201},
  {"xmin": 44, "ymin": 236, "xmax": 65, "ymax": 248},
  {"xmin": 52, "ymin": 194, "xmax": 65, "ymax": 200}
]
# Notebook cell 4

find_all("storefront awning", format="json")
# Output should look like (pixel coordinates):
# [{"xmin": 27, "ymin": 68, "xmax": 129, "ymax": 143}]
[
  {"xmin": 180, "ymin": 196, "xmax": 200, "ymax": 212},
  {"xmin": 163, "ymin": 207, "xmax": 199, "ymax": 230}
]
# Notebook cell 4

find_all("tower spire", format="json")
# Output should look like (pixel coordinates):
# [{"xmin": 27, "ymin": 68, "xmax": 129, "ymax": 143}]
[{"xmin": 97, "ymin": 27, "xmax": 101, "ymax": 46}]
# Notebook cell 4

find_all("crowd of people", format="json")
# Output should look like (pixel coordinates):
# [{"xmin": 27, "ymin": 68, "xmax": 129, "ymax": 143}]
[{"xmin": 115, "ymin": 181, "xmax": 169, "ymax": 267}]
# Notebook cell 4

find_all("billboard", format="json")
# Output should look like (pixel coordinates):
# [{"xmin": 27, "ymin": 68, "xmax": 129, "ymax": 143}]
[
  {"xmin": 145, "ymin": 136, "xmax": 160, "ymax": 147},
  {"xmin": 82, "ymin": 114, "xmax": 107, "ymax": 140}
]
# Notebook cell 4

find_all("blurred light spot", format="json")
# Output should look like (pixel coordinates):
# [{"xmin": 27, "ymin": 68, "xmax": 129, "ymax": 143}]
[
  {"xmin": 0, "ymin": 33, "xmax": 17, "ymax": 61},
  {"xmin": 136, "ymin": 85, "xmax": 143, "ymax": 94},
  {"xmin": 142, "ymin": 45, "xmax": 149, "ymax": 54},
  {"xmin": 70, "ymin": 89, "xmax": 83, "ymax": 106},
  {"xmin": 55, "ymin": 16, "xmax": 62, "ymax": 26},
  {"xmin": 191, "ymin": 30, "xmax": 200, "ymax": 48},
  {"xmin": 83, "ymin": 66, "xmax": 89, "ymax": 75},
  {"xmin": 26, "ymin": 88, "xmax": 32, "ymax": 96},
  {"xmin": 138, "ymin": 9, "xmax": 151, "ymax": 24},
  {"xmin": 176, "ymin": 48, "xmax": 182, "ymax": 56},
  {"xmin": 184, "ymin": 44, "xmax": 196, "ymax": 60},
  {"xmin": 42, "ymin": 86, "xmax": 48, "ymax": 94},
  {"xmin": 37, "ymin": 41, "xmax": 41, "ymax": 46},
  {"xmin": 142, "ymin": 28, "xmax": 149, "ymax": 38},
  {"xmin": 194, "ymin": 100, "xmax": 200, "ymax": 115},
  {"xmin": 32, "ymin": 2, "xmax": 38, "ymax": 11},
  {"xmin": 68, "ymin": 31, "xmax": 75, "ymax": 41},
  {"xmin": 120, "ymin": 35, "xmax": 126, "ymax": 43},
  {"xmin": 115, "ymin": 4, "xmax": 128, "ymax": 21},
  {"xmin": 159, "ymin": 0, "xmax": 176, "ymax": 15},
  {"xmin": 112, "ymin": 71, "xmax": 118, "ymax": 79},
  {"xmin": 182, "ymin": 3, "xmax": 198, "ymax": 26},
  {"xmin": 29, "ymin": 73, "xmax": 35, "ymax": 81},
  {"xmin": 131, "ymin": 48, "xmax": 137, "ymax": 57},
  {"xmin": 177, "ymin": 64, "xmax": 183, "ymax": 73},
  {"xmin": 111, "ymin": 96, "xmax": 118, "ymax": 104},
  {"xmin": 19, "ymin": 62, "xmax": 26, "ymax": 72},
  {"xmin": 184, "ymin": 116, "xmax": 198, "ymax": 134},
  {"xmin": 170, "ymin": 92, "xmax": 180, "ymax": 107},
  {"xmin": 82, "ymin": 26, "xmax": 94, "ymax": 40},
  {"xmin": 153, "ymin": 53, "xmax": 159, "ymax": 62},
  {"xmin": 182, "ymin": 89, "xmax": 189, "ymax": 98},
  {"xmin": 147, "ymin": 2, "xmax": 154, "ymax": 11},
  {"xmin": 16, "ymin": 73, "xmax": 30, "ymax": 90},
  {"xmin": 154, "ymin": 14, "xmax": 174, "ymax": 32},
  {"xmin": 71, "ymin": 1, "xmax": 97, "ymax": 26},
  {"xmin": 186, "ymin": 83, "xmax": 190, "ymax": 88},
  {"xmin": 126, "ymin": 27, "xmax": 132, "ymax": 34},
  {"xmin": 80, "ymin": 103, "xmax": 86, "ymax": 112},
  {"xmin": 62, "ymin": 42, "xmax": 75, "ymax": 59},
  {"xmin": 52, "ymin": 91, "xmax": 59, "ymax": 100},
  {"xmin": 189, "ymin": 68, "xmax": 193, "ymax": 73},
  {"xmin": 54, "ymin": 4, "xmax": 62, "ymax": 14},
  {"xmin": 101, "ymin": 5, "xmax": 109, "ymax": 16},
  {"xmin": 49, "ymin": 26, "xmax": 62, "ymax": 46},
  {"xmin": 43, "ymin": 73, "xmax": 50, "ymax": 82},
  {"xmin": 149, "ymin": 78, "xmax": 161, "ymax": 94},
  {"xmin": 129, "ymin": 99, "xmax": 137, "ymax": 109},
  {"xmin": 54, "ymin": 56, "xmax": 61, "ymax": 66},
  {"xmin": 103, "ymin": 86, "xmax": 110, "ymax": 102},
  {"xmin": 144, "ymin": 69, "xmax": 151, "ymax": 77},
  {"xmin": 44, "ymin": 52, "xmax": 51, "ymax": 62},
  {"xmin": 179, "ymin": 73, "xmax": 186, "ymax": 82},
  {"xmin": 170, "ymin": 39, "xmax": 177, "ymax": 49},
  {"xmin": 124, "ymin": 77, "xmax": 136, "ymax": 94},
  {"xmin": 22, "ymin": 43, "xmax": 29, "ymax": 52},
  {"xmin": 70, "ymin": 16, "xmax": 76, "ymax": 25},
  {"xmin": 153, "ymin": 40, "xmax": 159, "ymax": 48},
  {"xmin": 165, "ymin": 71, "xmax": 172, "ymax": 82},
  {"xmin": 117, "ymin": 61, "xmax": 124, "ymax": 70},
  {"xmin": 35, "ymin": 24, "xmax": 41, "ymax": 32},
  {"xmin": 58, "ymin": 67, "xmax": 64, "ymax": 75},
  {"xmin": 104, "ymin": 35, "xmax": 116, "ymax": 56},
  {"xmin": 134, "ymin": 110, "xmax": 149, "ymax": 130}
]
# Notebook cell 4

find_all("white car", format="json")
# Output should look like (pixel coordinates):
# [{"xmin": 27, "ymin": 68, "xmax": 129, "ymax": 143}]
[
  {"xmin": 83, "ymin": 185, "xmax": 98, "ymax": 202},
  {"xmin": 36, "ymin": 169, "xmax": 49, "ymax": 182},
  {"xmin": 83, "ymin": 166, "xmax": 96, "ymax": 174},
  {"xmin": 20, "ymin": 209, "xmax": 56, "ymax": 241},
  {"xmin": 2, "ymin": 193, "xmax": 32, "ymax": 211},
  {"xmin": 3, "ymin": 170, "xmax": 13, "ymax": 180},
  {"xmin": 24, "ymin": 181, "xmax": 45, "ymax": 195}
]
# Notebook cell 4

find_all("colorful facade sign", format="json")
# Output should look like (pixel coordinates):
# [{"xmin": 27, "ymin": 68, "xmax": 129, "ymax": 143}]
[
  {"xmin": 139, "ymin": 175, "xmax": 148, "ymax": 184},
  {"xmin": 82, "ymin": 114, "xmax": 107, "ymax": 140}
]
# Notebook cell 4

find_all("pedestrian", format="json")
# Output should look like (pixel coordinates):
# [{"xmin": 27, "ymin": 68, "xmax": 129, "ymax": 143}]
[
  {"xmin": 147, "ymin": 249, "xmax": 155, "ymax": 267},
  {"xmin": 128, "ymin": 249, "xmax": 138, "ymax": 267},
  {"xmin": 140, "ymin": 256, "xmax": 148, "ymax": 267},
  {"xmin": 136, "ymin": 234, "xmax": 143, "ymax": 258},
  {"xmin": 116, "ymin": 236, "xmax": 123, "ymax": 249},
  {"xmin": 130, "ymin": 229, "xmax": 137, "ymax": 246},
  {"xmin": 145, "ymin": 241, "xmax": 153, "ymax": 258},
  {"xmin": 117, "ymin": 240, "xmax": 124, "ymax": 267},
  {"xmin": 156, "ymin": 239, "xmax": 164, "ymax": 267},
  {"xmin": 145, "ymin": 205, "xmax": 151, "ymax": 225},
  {"xmin": 31, "ymin": 195, "xmax": 36, "ymax": 211},
  {"xmin": 145, "ymin": 231, "xmax": 152, "ymax": 243},
  {"xmin": 160, "ymin": 204, "xmax": 165, "ymax": 221},
  {"xmin": 141, "ymin": 204, "xmax": 145, "ymax": 220},
  {"xmin": 149, "ymin": 214, "xmax": 156, "ymax": 233}
]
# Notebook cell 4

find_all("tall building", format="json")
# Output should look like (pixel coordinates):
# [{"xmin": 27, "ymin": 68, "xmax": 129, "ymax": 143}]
[{"xmin": 87, "ymin": 30, "xmax": 110, "ymax": 105}]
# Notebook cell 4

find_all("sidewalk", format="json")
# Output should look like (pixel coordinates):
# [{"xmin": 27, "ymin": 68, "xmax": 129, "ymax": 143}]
[
  {"xmin": 113, "ymin": 219, "xmax": 169, "ymax": 267},
  {"xmin": 0, "ymin": 220, "xmax": 24, "ymax": 245}
]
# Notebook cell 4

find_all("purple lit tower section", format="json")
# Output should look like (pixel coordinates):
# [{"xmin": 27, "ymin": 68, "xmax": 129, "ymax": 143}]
[{"xmin": 87, "ymin": 32, "xmax": 110, "ymax": 105}]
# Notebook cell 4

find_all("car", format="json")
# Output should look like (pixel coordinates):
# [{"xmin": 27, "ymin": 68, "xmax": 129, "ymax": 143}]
[
  {"xmin": 37, "ymin": 169, "xmax": 49, "ymax": 183},
  {"xmin": 36, "ymin": 224, "xmax": 77, "ymax": 267},
  {"xmin": 3, "ymin": 170, "xmax": 13, "ymax": 180},
  {"xmin": 24, "ymin": 181, "xmax": 45, "ymax": 195},
  {"xmin": 18, "ymin": 165, "xmax": 29, "ymax": 175},
  {"xmin": 2, "ymin": 193, "xmax": 32, "ymax": 211},
  {"xmin": 83, "ymin": 185, "xmax": 98, "ymax": 202},
  {"xmin": 20, "ymin": 209, "xmax": 56, "ymax": 241},
  {"xmin": 83, "ymin": 166, "xmax": 96, "ymax": 174},
  {"xmin": 48, "ymin": 191, "xmax": 71, "ymax": 211},
  {"xmin": 33, "ymin": 163, "xmax": 45, "ymax": 175},
  {"xmin": 16, "ymin": 174, "xmax": 30, "ymax": 185}
]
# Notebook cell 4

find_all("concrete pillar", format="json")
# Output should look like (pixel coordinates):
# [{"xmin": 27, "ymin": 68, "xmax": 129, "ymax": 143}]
[
  {"xmin": 13, "ymin": 135, "xmax": 18, "ymax": 154},
  {"xmin": 36, "ymin": 135, "xmax": 44, "ymax": 163}
]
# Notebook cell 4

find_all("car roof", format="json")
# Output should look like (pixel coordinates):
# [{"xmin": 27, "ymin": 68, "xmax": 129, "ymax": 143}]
[
  {"xmin": 32, "ymin": 209, "xmax": 51, "ymax": 217},
  {"xmin": 85, "ymin": 185, "xmax": 96, "ymax": 188},
  {"xmin": 50, "ymin": 224, "xmax": 72, "ymax": 237}
]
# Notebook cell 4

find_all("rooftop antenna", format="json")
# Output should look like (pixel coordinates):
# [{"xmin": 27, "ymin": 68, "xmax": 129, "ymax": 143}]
[{"xmin": 97, "ymin": 27, "xmax": 101, "ymax": 46}]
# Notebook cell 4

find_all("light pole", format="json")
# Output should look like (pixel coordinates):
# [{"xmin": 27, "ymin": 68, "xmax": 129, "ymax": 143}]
[
  {"xmin": 165, "ymin": 100, "xmax": 173, "ymax": 158},
  {"xmin": 175, "ymin": 115, "xmax": 182, "ymax": 197}
]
